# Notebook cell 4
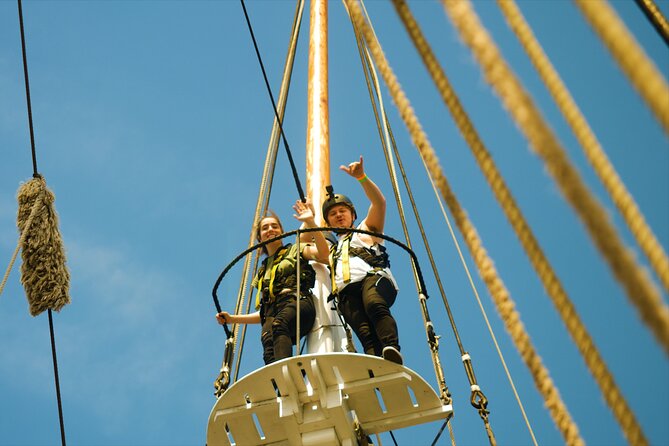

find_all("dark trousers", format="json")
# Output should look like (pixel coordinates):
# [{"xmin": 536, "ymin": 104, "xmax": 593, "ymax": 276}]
[
  {"xmin": 337, "ymin": 274, "xmax": 399, "ymax": 356},
  {"xmin": 260, "ymin": 294, "xmax": 316, "ymax": 365}
]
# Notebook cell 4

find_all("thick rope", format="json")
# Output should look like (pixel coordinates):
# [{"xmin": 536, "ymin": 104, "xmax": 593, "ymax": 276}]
[
  {"xmin": 395, "ymin": 1, "xmax": 648, "ymax": 444},
  {"xmin": 224, "ymin": 0, "xmax": 305, "ymax": 389},
  {"xmin": 574, "ymin": 0, "xmax": 669, "ymax": 134},
  {"xmin": 0, "ymin": 185, "xmax": 44, "ymax": 297},
  {"xmin": 442, "ymin": 0, "xmax": 669, "ymax": 359},
  {"xmin": 348, "ymin": 3, "xmax": 452, "ymax": 406},
  {"xmin": 634, "ymin": 0, "xmax": 669, "ymax": 46},
  {"xmin": 343, "ymin": 1, "xmax": 578, "ymax": 444},
  {"xmin": 419, "ymin": 148, "xmax": 535, "ymax": 446},
  {"xmin": 17, "ymin": 152, "xmax": 70, "ymax": 316},
  {"xmin": 498, "ymin": 0, "xmax": 669, "ymax": 294}
]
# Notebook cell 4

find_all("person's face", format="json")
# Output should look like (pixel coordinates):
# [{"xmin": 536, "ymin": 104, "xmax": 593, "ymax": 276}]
[
  {"xmin": 258, "ymin": 217, "xmax": 282, "ymax": 242},
  {"xmin": 326, "ymin": 204, "xmax": 354, "ymax": 228}
]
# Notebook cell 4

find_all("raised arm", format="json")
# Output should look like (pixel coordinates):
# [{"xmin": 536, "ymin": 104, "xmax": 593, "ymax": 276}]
[
  {"xmin": 293, "ymin": 199, "xmax": 329, "ymax": 263},
  {"xmin": 340, "ymin": 156, "xmax": 386, "ymax": 234}
]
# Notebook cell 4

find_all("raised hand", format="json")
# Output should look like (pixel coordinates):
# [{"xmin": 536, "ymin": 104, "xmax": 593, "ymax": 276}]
[
  {"xmin": 339, "ymin": 156, "xmax": 364, "ymax": 179},
  {"xmin": 293, "ymin": 198, "xmax": 316, "ymax": 224}
]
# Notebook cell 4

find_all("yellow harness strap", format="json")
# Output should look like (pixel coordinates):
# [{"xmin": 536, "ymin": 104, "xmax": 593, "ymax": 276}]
[
  {"xmin": 341, "ymin": 233, "xmax": 351, "ymax": 284},
  {"xmin": 255, "ymin": 246, "xmax": 289, "ymax": 309},
  {"xmin": 330, "ymin": 232, "xmax": 353, "ymax": 296}
]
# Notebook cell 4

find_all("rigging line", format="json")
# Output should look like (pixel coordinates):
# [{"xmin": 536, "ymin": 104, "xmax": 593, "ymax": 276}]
[
  {"xmin": 498, "ymin": 0, "xmax": 669, "ymax": 294},
  {"xmin": 447, "ymin": 420, "xmax": 456, "ymax": 446},
  {"xmin": 16, "ymin": 3, "xmax": 67, "ymax": 445},
  {"xmin": 446, "ymin": 0, "xmax": 669, "ymax": 359},
  {"xmin": 418, "ymin": 140, "xmax": 538, "ymax": 446},
  {"xmin": 347, "ymin": 1, "xmax": 560, "ymax": 445},
  {"xmin": 388, "ymin": 430, "xmax": 398, "ymax": 446},
  {"xmin": 355, "ymin": 3, "xmax": 493, "ymax": 444},
  {"xmin": 226, "ymin": 0, "xmax": 304, "ymax": 387},
  {"xmin": 394, "ymin": 0, "xmax": 659, "ymax": 443},
  {"xmin": 17, "ymin": 0, "xmax": 38, "ymax": 177},
  {"xmin": 239, "ymin": 0, "xmax": 306, "ymax": 202},
  {"xmin": 430, "ymin": 420, "xmax": 448, "ymax": 446},
  {"xmin": 358, "ymin": 0, "xmax": 466, "ymax": 357},
  {"xmin": 634, "ymin": 0, "xmax": 669, "ymax": 47},
  {"xmin": 347, "ymin": 2, "xmax": 451, "ymax": 405},
  {"xmin": 574, "ymin": 0, "xmax": 669, "ymax": 133},
  {"xmin": 48, "ymin": 309, "xmax": 66, "ymax": 446}
]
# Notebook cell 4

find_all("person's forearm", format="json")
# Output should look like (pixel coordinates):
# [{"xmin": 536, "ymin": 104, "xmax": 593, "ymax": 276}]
[
  {"xmin": 359, "ymin": 174, "xmax": 386, "ymax": 209},
  {"xmin": 302, "ymin": 217, "xmax": 330, "ymax": 263},
  {"xmin": 228, "ymin": 312, "xmax": 261, "ymax": 324}
]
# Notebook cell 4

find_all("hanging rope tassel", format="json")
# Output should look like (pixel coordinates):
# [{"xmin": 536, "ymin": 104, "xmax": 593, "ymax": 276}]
[{"xmin": 17, "ymin": 176, "xmax": 71, "ymax": 316}]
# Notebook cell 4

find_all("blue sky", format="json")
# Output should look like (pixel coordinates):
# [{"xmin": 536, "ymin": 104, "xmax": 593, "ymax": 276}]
[{"xmin": 1, "ymin": 1, "xmax": 667, "ymax": 445}]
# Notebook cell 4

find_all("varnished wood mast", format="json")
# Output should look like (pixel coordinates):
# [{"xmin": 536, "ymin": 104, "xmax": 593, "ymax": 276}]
[{"xmin": 306, "ymin": 0, "xmax": 330, "ymax": 225}]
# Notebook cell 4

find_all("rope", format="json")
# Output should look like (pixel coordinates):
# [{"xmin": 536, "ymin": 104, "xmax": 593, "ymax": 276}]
[
  {"xmin": 388, "ymin": 2, "xmax": 536, "ymax": 442},
  {"xmin": 347, "ymin": 0, "xmax": 452, "ymax": 405},
  {"xmin": 398, "ymin": 1, "xmax": 650, "ymax": 444},
  {"xmin": 17, "ymin": 2, "xmax": 66, "ymax": 444},
  {"xmin": 498, "ymin": 0, "xmax": 669, "ymax": 294},
  {"xmin": 240, "ymin": 0, "xmax": 306, "ymax": 202},
  {"xmin": 344, "ymin": 1, "xmax": 581, "ymax": 445},
  {"xmin": 575, "ymin": 0, "xmax": 669, "ymax": 134},
  {"xmin": 420, "ymin": 150, "xmax": 525, "ymax": 446},
  {"xmin": 442, "ymin": 0, "xmax": 669, "ymax": 360},
  {"xmin": 215, "ymin": 0, "xmax": 305, "ymax": 394},
  {"xmin": 0, "ymin": 186, "xmax": 43, "ymax": 297},
  {"xmin": 447, "ymin": 420, "xmax": 456, "ymax": 446},
  {"xmin": 634, "ymin": 0, "xmax": 669, "ymax": 46}
]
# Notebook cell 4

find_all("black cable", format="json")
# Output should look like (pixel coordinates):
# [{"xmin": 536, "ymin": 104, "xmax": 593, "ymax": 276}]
[
  {"xmin": 17, "ymin": 4, "xmax": 66, "ymax": 444},
  {"xmin": 239, "ymin": 0, "xmax": 306, "ymax": 202},
  {"xmin": 17, "ymin": 0, "xmax": 39, "ymax": 178},
  {"xmin": 634, "ymin": 0, "xmax": 669, "ymax": 47},
  {"xmin": 48, "ymin": 310, "xmax": 67, "ymax": 446},
  {"xmin": 389, "ymin": 430, "xmax": 399, "ymax": 446},
  {"xmin": 430, "ymin": 420, "xmax": 448, "ymax": 446},
  {"xmin": 212, "ymin": 227, "xmax": 429, "ymax": 333}
]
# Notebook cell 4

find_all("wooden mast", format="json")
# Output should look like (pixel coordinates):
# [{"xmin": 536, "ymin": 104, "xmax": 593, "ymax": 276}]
[
  {"xmin": 305, "ymin": 0, "xmax": 330, "ymax": 222},
  {"xmin": 305, "ymin": 0, "xmax": 347, "ymax": 354}
]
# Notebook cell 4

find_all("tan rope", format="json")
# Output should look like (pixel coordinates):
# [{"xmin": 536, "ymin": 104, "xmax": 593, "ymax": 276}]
[
  {"xmin": 420, "ymin": 151, "xmax": 532, "ymax": 446},
  {"xmin": 0, "ymin": 185, "xmax": 44, "ymax": 297},
  {"xmin": 224, "ymin": 0, "xmax": 305, "ymax": 388},
  {"xmin": 343, "ymin": 1, "xmax": 581, "ymax": 444},
  {"xmin": 574, "ymin": 0, "xmax": 669, "ymax": 134},
  {"xmin": 442, "ymin": 0, "xmax": 669, "ymax": 357},
  {"xmin": 389, "ymin": 0, "xmax": 653, "ymax": 443},
  {"xmin": 498, "ymin": 0, "xmax": 669, "ymax": 293},
  {"xmin": 448, "ymin": 419, "xmax": 456, "ymax": 446}
]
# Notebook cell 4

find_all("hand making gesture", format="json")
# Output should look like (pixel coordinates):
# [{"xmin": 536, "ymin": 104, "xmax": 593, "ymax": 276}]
[{"xmin": 340, "ymin": 156, "xmax": 365, "ymax": 179}]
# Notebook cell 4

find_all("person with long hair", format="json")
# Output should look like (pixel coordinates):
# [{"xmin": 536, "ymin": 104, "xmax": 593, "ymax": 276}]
[{"xmin": 216, "ymin": 199, "xmax": 328, "ymax": 364}]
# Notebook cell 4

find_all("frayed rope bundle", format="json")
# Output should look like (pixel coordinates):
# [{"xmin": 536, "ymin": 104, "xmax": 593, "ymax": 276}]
[{"xmin": 14, "ymin": 176, "xmax": 70, "ymax": 316}]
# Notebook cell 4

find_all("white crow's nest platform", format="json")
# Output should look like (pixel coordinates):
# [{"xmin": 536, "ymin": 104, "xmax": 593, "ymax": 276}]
[{"xmin": 207, "ymin": 352, "xmax": 452, "ymax": 445}]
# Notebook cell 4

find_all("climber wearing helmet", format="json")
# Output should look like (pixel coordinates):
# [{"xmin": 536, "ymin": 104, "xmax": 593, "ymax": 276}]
[{"xmin": 322, "ymin": 156, "xmax": 402, "ymax": 365}]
